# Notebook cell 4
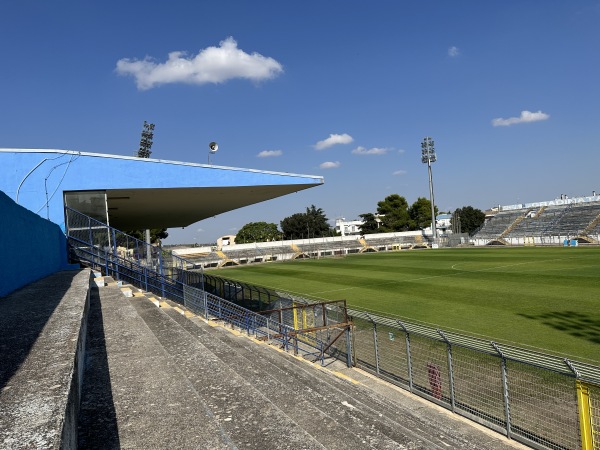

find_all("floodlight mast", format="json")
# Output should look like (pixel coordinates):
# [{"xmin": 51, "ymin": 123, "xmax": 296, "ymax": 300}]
[
  {"xmin": 137, "ymin": 121, "xmax": 155, "ymax": 158},
  {"xmin": 421, "ymin": 137, "xmax": 437, "ymax": 241}
]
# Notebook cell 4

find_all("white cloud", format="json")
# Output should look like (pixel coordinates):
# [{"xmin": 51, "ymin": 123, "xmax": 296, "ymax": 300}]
[
  {"xmin": 491, "ymin": 110, "xmax": 550, "ymax": 127},
  {"xmin": 196, "ymin": 228, "xmax": 204, "ymax": 233},
  {"xmin": 393, "ymin": 170, "xmax": 407, "ymax": 176},
  {"xmin": 314, "ymin": 133, "xmax": 353, "ymax": 150},
  {"xmin": 116, "ymin": 37, "xmax": 283, "ymax": 90},
  {"xmin": 319, "ymin": 161, "xmax": 341, "ymax": 169},
  {"xmin": 448, "ymin": 46, "xmax": 460, "ymax": 57},
  {"xmin": 257, "ymin": 150, "xmax": 283, "ymax": 158},
  {"xmin": 351, "ymin": 146, "xmax": 388, "ymax": 155}
]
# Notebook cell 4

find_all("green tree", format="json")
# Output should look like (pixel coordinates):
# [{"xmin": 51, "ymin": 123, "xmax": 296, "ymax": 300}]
[
  {"xmin": 376, "ymin": 194, "xmax": 410, "ymax": 232},
  {"xmin": 124, "ymin": 228, "xmax": 169, "ymax": 244},
  {"xmin": 281, "ymin": 205, "xmax": 332, "ymax": 239},
  {"xmin": 408, "ymin": 197, "xmax": 438, "ymax": 230},
  {"xmin": 358, "ymin": 213, "xmax": 381, "ymax": 234},
  {"xmin": 453, "ymin": 206, "xmax": 486, "ymax": 235},
  {"xmin": 236, "ymin": 222, "xmax": 281, "ymax": 244}
]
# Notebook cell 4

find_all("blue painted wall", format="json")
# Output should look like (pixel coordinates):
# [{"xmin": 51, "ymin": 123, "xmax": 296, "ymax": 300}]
[{"xmin": 0, "ymin": 190, "xmax": 75, "ymax": 297}]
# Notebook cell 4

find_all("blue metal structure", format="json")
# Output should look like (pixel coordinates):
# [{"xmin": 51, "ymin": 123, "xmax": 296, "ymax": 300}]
[{"xmin": 1, "ymin": 149, "xmax": 323, "ymax": 232}]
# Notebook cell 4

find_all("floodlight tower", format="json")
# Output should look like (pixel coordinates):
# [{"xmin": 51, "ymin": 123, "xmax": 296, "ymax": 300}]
[
  {"xmin": 136, "ymin": 121, "xmax": 155, "ymax": 266},
  {"xmin": 421, "ymin": 137, "xmax": 437, "ymax": 240},
  {"xmin": 137, "ymin": 121, "xmax": 155, "ymax": 158}
]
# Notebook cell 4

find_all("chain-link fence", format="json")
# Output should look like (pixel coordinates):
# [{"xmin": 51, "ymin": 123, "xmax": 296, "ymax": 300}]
[
  {"xmin": 65, "ymin": 209, "xmax": 600, "ymax": 449},
  {"xmin": 344, "ymin": 309, "xmax": 600, "ymax": 450},
  {"xmin": 181, "ymin": 285, "xmax": 352, "ymax": 363},
  {"xmin": 173, "ymin": 265, "xmax": 600, "ymax": 449}
]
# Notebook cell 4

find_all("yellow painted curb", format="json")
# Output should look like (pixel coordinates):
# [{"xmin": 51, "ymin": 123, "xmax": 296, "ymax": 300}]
[{"xmin": 332, "ymin": 371, "xmax": 360, "ymax": 385}]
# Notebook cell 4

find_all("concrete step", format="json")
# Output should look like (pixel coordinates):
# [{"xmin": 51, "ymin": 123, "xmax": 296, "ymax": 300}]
[
  {"xmin": 129, "ymin": 295, "xmax": 327, "ymax": 450},
  {"xmin": 77, "ymin": 285, "xmax": 235, "ymax": 449},
  {"xmin": 163, "ymin": 306, "xmax": 520, "ymax": 450},
  {"xmin": 158, "ymin": 303, "xmax": 409, "ymax": 450},
  {"xmin": 78, "ymin": 283, "xmax": 524, "ymax": 450}
]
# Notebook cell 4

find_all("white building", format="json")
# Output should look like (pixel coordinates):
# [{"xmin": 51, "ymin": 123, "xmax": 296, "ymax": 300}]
[
  {"xmin": 336, "ymin": 214, "xmax": 452, "ymax": 236},
  {"xmin": 334, "ymin": 218, "xmax": 364, "ymax": 236}
]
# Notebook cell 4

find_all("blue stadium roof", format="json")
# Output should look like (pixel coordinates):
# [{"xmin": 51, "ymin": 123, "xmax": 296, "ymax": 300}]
[{"xmin": 1, "ymin": 149, "xmax": 324, "ymax": 230}]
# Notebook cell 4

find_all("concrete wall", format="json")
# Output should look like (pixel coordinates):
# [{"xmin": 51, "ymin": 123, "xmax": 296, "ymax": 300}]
[{"xmin": 0, "ymin": 190, "xmax": 74, "ymax": 297}]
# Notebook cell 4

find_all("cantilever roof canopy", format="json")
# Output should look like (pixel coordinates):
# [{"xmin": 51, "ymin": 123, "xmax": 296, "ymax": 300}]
[
  {"xmin": 0, "ymin": 149, "xmax": 324, "ymax": 231},
  {"xmin": 105, "ymin": 184, "xmax": 319, "ymax": 230}
]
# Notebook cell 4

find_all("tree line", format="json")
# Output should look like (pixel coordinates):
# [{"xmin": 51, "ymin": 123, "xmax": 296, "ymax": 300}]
[{"xmin": 235, "ymin": 195, "xmax": 486, "ymax": 244}]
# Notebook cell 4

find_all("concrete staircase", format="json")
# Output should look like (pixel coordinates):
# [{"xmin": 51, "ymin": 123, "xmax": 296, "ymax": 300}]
[{"xmin": 78, "ymin": 282, "xmax": 525, "ymax": 450}]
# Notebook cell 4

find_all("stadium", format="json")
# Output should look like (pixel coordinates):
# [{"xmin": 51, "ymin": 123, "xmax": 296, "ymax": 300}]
[{"xmin": 1, "ymin": 147, "xmax": 599, "ymax": 450}]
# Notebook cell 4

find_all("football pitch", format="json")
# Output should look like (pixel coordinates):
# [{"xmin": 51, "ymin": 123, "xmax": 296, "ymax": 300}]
[{"xmin": 218, "ymin": 246, "xmax": 600, "ymax": 363}]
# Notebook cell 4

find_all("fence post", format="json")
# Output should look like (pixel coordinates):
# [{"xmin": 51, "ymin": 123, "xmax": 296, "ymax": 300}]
[
  {"xmin": 438, "ymin": 330, "xmax": 456, "ymax": 412},
  {"xmin": 367, "ymin": 314, "xmax": 380, "ymax": 375},
  {"xmin": 203, "ymin": 290, "xmax": 209, "ymax": 320},
  {"xmin": 111, "ymin": 228, "xmax": 120, "ymax": 281},
  {"xmin": 266, "ymin": 318, "xmax": 271, "ymax": 342},
  {"xmin": 397, "ymin": 320, "xmax": 413, "ymax": 392},
  {"xmin": 576, "ymin": 380, "xmax": 594, "ymax": 450},
  {"xmin": 565, "ymin": 359, "xmax": 595, "ymax": 450},
  {"xmin": 345, "ymin": 326, "xmax": 353, "ymax": 368},
  {"xmin": 492, "ymin": 342, "xmax": 512, "ymax": 440},
  {"xmin": 159, "ymin": 250, "xmax": 165, "ymax": 298}
]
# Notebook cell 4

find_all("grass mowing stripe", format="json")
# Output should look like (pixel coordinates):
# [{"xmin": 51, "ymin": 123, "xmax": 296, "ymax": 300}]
[{"xmin": 218, "ymin": 247, "xmax": 600, "ymax": 363}]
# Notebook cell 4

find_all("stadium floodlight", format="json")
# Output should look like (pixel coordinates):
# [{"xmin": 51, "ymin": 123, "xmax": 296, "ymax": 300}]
[
  {"xmin": 421, "ymin": 137, "xmax": 437, "ymax": 241},
  {"xmin": 137, "ymin": 121, "xmax": 155, "ymax": 158}
]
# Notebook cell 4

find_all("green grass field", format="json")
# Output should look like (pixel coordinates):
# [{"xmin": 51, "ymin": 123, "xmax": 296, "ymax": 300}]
[{"xmin": 217, "ymin": 246, "xmax": 600, "ymax": 363}]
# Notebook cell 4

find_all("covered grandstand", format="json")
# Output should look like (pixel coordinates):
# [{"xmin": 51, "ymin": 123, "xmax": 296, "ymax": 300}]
[
  {"xmin": 473, "ymin": 195, "xmax": 600, "ymax": 246},
  {"xmin": 170, "ymin": 231, "xmax": 438, "ymax": 269}
]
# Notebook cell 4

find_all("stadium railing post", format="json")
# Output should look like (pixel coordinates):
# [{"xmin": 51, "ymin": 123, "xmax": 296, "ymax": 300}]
[
  {"xmin": 367, "ymin": 314, "xmax": 380, "ymax": 375},
  {"xmin": 438, "ymin": 330, "xmax": 456, "ymax": 412},
  {"xmin": 397, "ymin": 320, "xmax": 414, "ymax": 393},
  {"xmin": 345, "ymin": 327, "xmax": 352, "ymax": 368},
  {"xmin": 575, "ymin": 380, "xmax": 594, "ymax": 450},
  {"xmin": 492, "ymin": 342, "xmax": 513, "ymax": 439}
]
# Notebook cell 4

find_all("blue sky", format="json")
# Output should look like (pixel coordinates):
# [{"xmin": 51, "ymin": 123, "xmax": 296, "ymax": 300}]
[{"xmin": 2, "ymin": 1, "xmax": 599, "ymax": 244}]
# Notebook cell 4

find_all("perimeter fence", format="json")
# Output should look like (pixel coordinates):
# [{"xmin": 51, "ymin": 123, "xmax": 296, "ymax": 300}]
[
  {"xmin": 346, "ymin": 309, "xmax": 600, "ymax": 450},
  {"xmin": 65, "ymin": 208, "xmax": 600, "ymax": 449},
  {"xmin": 180, "ymin": 266, "xmax": 600, "ymax": 450}
]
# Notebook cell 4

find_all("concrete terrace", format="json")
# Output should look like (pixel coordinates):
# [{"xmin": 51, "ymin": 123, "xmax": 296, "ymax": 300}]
[{"xmin": 0, "ymin": 271, "xmax": 527, "ymax": 449}]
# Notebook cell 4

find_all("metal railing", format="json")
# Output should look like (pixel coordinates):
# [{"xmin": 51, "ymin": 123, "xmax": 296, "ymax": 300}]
[
  {"xmin": 345, "ymin": 310, "xmax": 600, "ymax": 450},
  {"xmin": 181, "ymin": 285, "xmax": 351, "ymax": 363},
  {"xmin": 65, "ymin": 209, "xmax": 350, "ymax": 365},
  {"xmin": 66, "ymin": 208, "xmax": 600, "ymax": 449},
  {"xmin": 65, "ymin": 207, "xmax": 164, "ymax": 272},
  {"xmin": 192, "ymin": 269, "xmax": 600, "ymax": 450}
]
